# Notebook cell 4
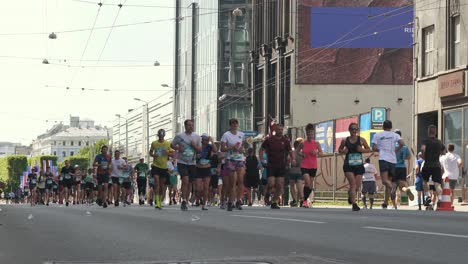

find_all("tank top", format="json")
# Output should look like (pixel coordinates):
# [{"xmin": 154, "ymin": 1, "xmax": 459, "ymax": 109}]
[
  {"xmin": 301, "ymin": 140, "xmax": 318, "ymax": 169},
  {"xmin": 345, "ymin": 136, "xmax": 363, "ymax": 166}
]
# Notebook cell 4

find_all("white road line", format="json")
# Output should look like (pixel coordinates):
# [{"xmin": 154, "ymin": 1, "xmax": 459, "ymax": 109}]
[
  {"xmin": 232, "ymin": 214, "xmax": 325, "ymax": 224},
  {"xmin": 364, "ymin": 226, "xmax": 468, "ymax": 239}
]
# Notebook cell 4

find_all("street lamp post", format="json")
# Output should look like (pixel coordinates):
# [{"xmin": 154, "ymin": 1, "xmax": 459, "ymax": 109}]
[
  {"xmin": 115, "ymin": 114, "xmax": 129, "ymax": 157},
  {"xmin": 134, "ymin": 98, "xmax": 150, "ymax": 163}
]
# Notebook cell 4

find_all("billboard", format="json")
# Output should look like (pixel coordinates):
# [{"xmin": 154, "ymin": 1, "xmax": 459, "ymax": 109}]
[
  {"xmin": 335, "ymin": 116, "xmax": 359, "ymax": 152},
  {"xmin": 360, "ymin": 112, "xmax": 383, "ymax": 145},
  {"xmin": 315, "ymin": 121, "xmax": 334, "ymax": 153},
  {"xmin": 297, "ymin": 0, "xmax": 413, "ymax": 84}
]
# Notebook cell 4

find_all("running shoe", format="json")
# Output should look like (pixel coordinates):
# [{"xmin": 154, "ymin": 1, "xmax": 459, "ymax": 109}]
[
  {"xmin": 381, "ymin": 203, "xmax": 388, "ymax": 209},
  {"xmin": 271, "ymin": 203, "xmax": 280, "ymax": 209},
  {"xmin": 290, "ymin": 200, "xmax": 297, "ymax": 207},
  {"xmin": 406, "ymin": 189, "xmax": 415, "ymax": 201},
  {"xmin": 236, "ymin": 201, "xmax": 243, "ymax": 210},
  {"xmin": 227, "ymin": 202, "xmax": 233, "ymax": 211},
  {"xmin": 352, "ymin": 203, "xmax": 360, "ymax": 211},
  {"xmin": 46, "ymin": 203, "xmax": 49, "ymax": 206},
  {"xmin": 302, "ymin": 200, "xmax": 309, "ymax": 208},
  {"xmin": 248, "ymin": 202, "xmax": 253, "ymax": 207},
  {"xmin": 202, "ymin": 205, "xmax": 208, "ymax": 211},
  {"xmin": 299, "ymin": 200, "xmax": 304, "ymax": 207},
  {"xmin": 115, "ymin": 200, "xmax": 119, "ymax": 207},
  {"xmin": 424, "ymin": 197, "xmax": 432, "ymax": 206},
  {"xmin": 181, "ymin": 201, "xmax": 188, "ymax": 211},
  {"xmin": 103, "ymin": 202, "xmax": 108, "ymax": 208},
  {"xmin": 66, "ymin": 201, "xmax": 69, "ymax": 207},
  {"xmin": 220, "ymin": 201, "xmax": 226, "ymax": 210}
]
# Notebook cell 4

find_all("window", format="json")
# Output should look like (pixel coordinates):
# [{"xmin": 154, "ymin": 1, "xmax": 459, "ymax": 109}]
[
  {"xmin": 63, "ymin": 141, "xmax": 66, "ymax": 146},
  {"xmin": 450, "ymin": 16, "xmax": 461, "ymax": 68},
  {"xmin": 71, "ymin": 141, "xmax": 74, "ymax": 146},
  {"xmin": 422, "ymin": 26, "xmax": 435, "ymax": 76},
  {"xmin": 284, "ymin": 0, "xmax": 290, "ymax": 37},
  {"xmin": 222, "ymin": 61, "xmax": 232, "ymax": 83},
  {"xmin": 86, "ymin": 141, "xmax": 89, "ymax": 146},
  {"xmin": 70, "ymin": 151, "xmax": 74, "ymax": 156},
  {"xmin": 78, "ymin": 141, "xmax": 82, "ymax": 146},
  {"xmin": 267, "ymin": 63, "xmax": 277, "ymax": 118},
  {"xmin": 444, "ymin": 110, "xmax": 462, "ymax": 157},
  {"xmin": 53, "ymin": 141, "xmax": 56, "ymax": 146},
  {"xmin": 235, "ymin": 62, "xmax": 244, "ymax": 84},
  {"xmin": 284, "ymin": 56, "xmax": 291, "ymax": 115},
  {"xmin": 62, "ymin": 151, "xmax": 66, "ymax": 158},
  {"xmin": 53, "ymin": 151, "xmax": 57, "ymax": 156}
]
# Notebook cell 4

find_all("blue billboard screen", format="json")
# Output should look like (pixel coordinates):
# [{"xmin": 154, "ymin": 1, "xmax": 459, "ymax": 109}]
[{"xmin": 310, "ymin": 7, "xmax": 413, "ymax": 48}]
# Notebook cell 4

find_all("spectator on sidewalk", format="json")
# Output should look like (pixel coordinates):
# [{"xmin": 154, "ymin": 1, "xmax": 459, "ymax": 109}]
[
  {"xmin": 440, "ymin": 143, "xmax": 463, "ymax": 204},
  {"xmin": 415, "ymin": 152, "xmax": 424, "ymax": 210},
  {"xmin": 362, "ymin": 158, "xmax": 377, "ymax": 209}
]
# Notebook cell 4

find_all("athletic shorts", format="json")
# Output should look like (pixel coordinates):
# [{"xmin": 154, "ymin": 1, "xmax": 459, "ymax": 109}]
[
  {"xmin": 362, "ymin": 181, "xmax": 376, "ymax": 194},
  {"xmin": 169, "ymin": 175, "xmax": 178, "ymax": 187},
  {"xmin": 301, "ymin": 168, "xmax": 317, "ymax": 177},
  {"xmin": 245, "ymin": 177, "xmax": 259, "ymax": 188},
  {"xmin": 267, "ymin": 167, "xmax": 286, "ymax": 178},
  {"xmin": 378, "ymin": 160, "xmax": 396, "ymax": 177},
  {"xmin": 429, "ymin": 185, "xmax": 436, "ymax": 191},
  {"xmin": 46, "ymin": 184, "xmax": 54, "ymax": 191},
  {"xmin": 449, "ymin": 179, "xmax": 458, "ymax": 190},
  {"xmin": 421, "ymin": 166, "xmax": 442, "ymax": 184},
  {"xmin": 111, "ymin": 176, "xmax": 121, "ymax": 185},
  {"xmin": 178, "ymin": 164, "xmax": 197, "ymax": 181},
  {"xmin": 149, "ymin": 178, "xmax": 155, "ymax": 188},
  {"xmin": 122, "ymin": 181, "xmax": 132, "ymax": 190},
  {"xmin": 85, "ymin": 182, "xmax": 94, "ymax": 190},
  {"xmin": 394, "ymin": 167, "xmax": 407, "ymax": 182},
  {"xmin": 288, "ymin": 173, "xmax": 304, "ymax": 181},
  {"xmin": 38, "ymin": 188, "xmax": 46, "ymax": 195},
  {"xmin": 62, "ymin": 179, "xmax": 73, "ymax": 189},
  {"xmin": 261, "ymin": 178, "xmax": 268, "ymax": 186},
  {"xmin": 343, "ymin": 164, "xmax": 365, "ymax": 175},
  {"xmin": 225, "ymin": 160, "xmax": 246, "ymax": 171},
  {"xmin": 74, "ymin": 180, "xmax": 81, "ymax": 186},
  {"xmin": 195, "ymin": 167, "xmax": 211, "ymax": 178},
  {"xmin": 97, "ymin": 173, "xmax": 110, "ymax": 185}
]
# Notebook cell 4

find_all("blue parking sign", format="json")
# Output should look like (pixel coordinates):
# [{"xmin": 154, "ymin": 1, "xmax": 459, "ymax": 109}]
[{"xmin": 371, "ymin": 108, "xmax": 386, "ymax": 129}]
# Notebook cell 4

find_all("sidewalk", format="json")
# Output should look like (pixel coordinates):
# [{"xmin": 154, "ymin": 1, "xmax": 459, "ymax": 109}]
[{"xmin": 311, "ymin": 200, "xmax": 468, "ymax": 212}]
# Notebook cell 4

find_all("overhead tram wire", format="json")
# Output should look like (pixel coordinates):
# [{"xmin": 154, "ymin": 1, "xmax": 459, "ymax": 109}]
[{"xmin": 67, "ymin": 1, "xmax": 105, "ymax": 89}]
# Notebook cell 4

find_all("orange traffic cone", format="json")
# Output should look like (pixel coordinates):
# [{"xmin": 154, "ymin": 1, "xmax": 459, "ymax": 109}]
[{"xmin": 437, "ymin": 177, "xmax": 454, "ymax": 211}]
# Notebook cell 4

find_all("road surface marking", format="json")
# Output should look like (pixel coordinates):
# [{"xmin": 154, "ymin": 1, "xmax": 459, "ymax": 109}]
[
  {"xmin": 232, "ymin": 214, "xmax": 325, "ymax": 224},
  {"xmin": 364, "ymin": 226, "xmax": 468, "ymax": 239}
]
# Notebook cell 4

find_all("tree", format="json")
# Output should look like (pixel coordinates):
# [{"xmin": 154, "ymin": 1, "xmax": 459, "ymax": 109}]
[{"xmin": 0, "ymin": 156, "xmax": 28, "ymax": 192}]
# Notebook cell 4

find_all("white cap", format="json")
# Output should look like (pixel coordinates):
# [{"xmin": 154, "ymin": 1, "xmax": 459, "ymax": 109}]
[
  {"xmin": 139, "ymin": 157, "xmax": 144, "ymax": 160},
  {"xmin": 201, "ymin": 133, "xmax": 209, "ymax": 138},
  {"xmin": 74, "ymin": 164, "xmax": 79, "ymax": 168}
]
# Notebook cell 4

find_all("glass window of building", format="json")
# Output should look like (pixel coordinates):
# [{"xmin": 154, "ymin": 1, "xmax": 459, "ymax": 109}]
[
  {"xmin": 62, "ymin": 151, "xmax": 66, "ymax": 158},
  {"xmin": 78, "ymin": 141, "xmax": 81, "ymax": 146},
  {"xmin": 235, "ymin": 62, "xmax": 244, "ymax": 84},
  {"xmin": 444, "ymin": 110, "xmax": 462, "ymax": 156},
  {"xmin": 71, "ymin": 141, "xmax": 74, "ymax": 146},
  {"xmin": 63, "ymin": 141, "xmax": 66, "ymax": 146},
  {"xmin": 53, "ymin": 151, "xmax": 57, "ymax": 156},
  {"xmin": 450, "ymin": 16, "xmax": 461, "ymax": 68},
  {"xmin": 70, "ymin": 151, "xmax": 74, "ymax": 156},
  {"xmin": 422, "ymin": 26, "xmax": 434, "ymax": 76}
]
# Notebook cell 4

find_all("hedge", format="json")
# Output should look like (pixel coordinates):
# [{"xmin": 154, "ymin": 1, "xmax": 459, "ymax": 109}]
[
  {"xmin": 66, "ymin": 156, "xmax": 90, "ymax": 170},
  {"xmin": 0, "ymin": 155, "xmax": 28, "ymax": 192}
]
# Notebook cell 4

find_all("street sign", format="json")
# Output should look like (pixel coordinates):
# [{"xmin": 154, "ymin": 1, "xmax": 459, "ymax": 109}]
[
  {"xmin": 242, "ymin": 131, "xmax": 258, "ymax": 137},
  {"xmin": 371, "ymin": 107, "xmax": 386, "ymax": 129}
]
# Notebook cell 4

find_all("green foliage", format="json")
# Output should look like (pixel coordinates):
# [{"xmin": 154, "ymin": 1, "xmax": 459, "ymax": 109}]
[
  {"xmin": 67, "ymin": 156, "xmax": 90, "ymax": 170},
  {"xmin": 76, "ymin": 138, "xmax": 108, "ymax": 163},
  {"xmin": 0, "ymin": 155, "xmax": 28, "ymax": 192},
  {"xmin": 28, "ymin": 155, "xmax": 58, "ymax": 168}
]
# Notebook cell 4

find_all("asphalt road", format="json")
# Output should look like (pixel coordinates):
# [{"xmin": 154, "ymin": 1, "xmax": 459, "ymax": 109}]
[{"xmin": 1, "ymin": 203, "xmax": 468, "ymax": 264}]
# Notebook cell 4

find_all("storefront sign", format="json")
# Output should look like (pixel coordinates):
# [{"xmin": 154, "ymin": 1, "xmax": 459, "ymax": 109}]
[{"xmin": 439, "ymin": 70, "xmax": 465, "ymax": 97}]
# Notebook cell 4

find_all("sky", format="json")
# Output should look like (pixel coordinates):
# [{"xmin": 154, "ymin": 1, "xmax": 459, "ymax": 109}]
[{"xmin": 0, "ymin": 0, "xmax": 175, "ymax": 145}]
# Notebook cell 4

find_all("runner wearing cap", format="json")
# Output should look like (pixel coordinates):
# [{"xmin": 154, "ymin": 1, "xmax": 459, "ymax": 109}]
[
  {"xmin": 150, "ymin": 129, "xmax": 173, "ymax": 210},
  {"xmin": 196, "ymin": 133, "xmax": 218, "ymax": 210},
  {"xmin": 134, "ymin": 157, "xmax": 149, "ymax": 205},
  {"xmin": 61, "ymin": 160, "xmax": 75, "ymax": 207}
]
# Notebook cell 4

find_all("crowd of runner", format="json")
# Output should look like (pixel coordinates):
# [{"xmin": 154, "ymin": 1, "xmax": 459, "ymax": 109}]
[{"xmin": 8, "ymin": 118, "xmax": 454, "ymax": 212}]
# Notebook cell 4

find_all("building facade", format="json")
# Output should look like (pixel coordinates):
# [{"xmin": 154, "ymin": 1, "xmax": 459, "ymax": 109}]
[
  {"xmin": 174, "ymin": 0, "xmax": 252, "ymax": 139},
  {"xmin": 0, "ymin": 142, "xmax": 20, "ymax": 157},
  {"xmin": 112, "ymin": 91, "xmax": 173, "ymax": 164},
  {"xmin": 250, "ymin": 0, "xmax": 413, "ymax": 143},
  {"xmin": 414, "ymin": 0, "xmax": 468, "ymax": 200},
  {"xmin": 32, "ymin": 117, "xmax": 109, "ymax": 162}
]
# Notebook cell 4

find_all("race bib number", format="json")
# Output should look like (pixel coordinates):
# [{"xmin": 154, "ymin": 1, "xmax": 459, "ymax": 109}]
[
  {"xmin": 100, "ymin": 161, "xmax": 108, "ymax": 170},
  {"xmin": 59, "ymin": 176, "xmax": 63, "ymax": 181},
  {"xmin": 31, "ymin": 179, "xmax": 37, "ymax": 184},
  {"xmin": 47, "ymin": 179, "xmax": 53, "ymax": 184},
  {"xmin": 348, "ymin": 153, "xmax": 363, "ymax": 166},
  {"xmin": 183, "ymin": 147, "xmax": 195, "ymax": 159},
  {"xmin": 149, "ymin": 178, "xmax": 155, "ymax": 184},
  {"xmin": 230, "ymin": 151, "xmax": 243, "ymax": 161},
  {"xmin": 75, "ymin": 178, "xmax": 81, "ymax": 182},
  {"xmin": 138, "ymin": 172, "xmax": 146, "ymax": 177},
  {"xmin": 199, "ymin": 159, "xmax": 210, "ymax": 165},
  {"xmin": 119, "ymin": 178, "xmax": 124, "ymax": 184},
  {"xmin": 64, "ymin": 173, "xmax": 71, "ymax": 179},
  {"xmin": 210, "ymin": 168, "xmax": 217, "ymax": 175}
]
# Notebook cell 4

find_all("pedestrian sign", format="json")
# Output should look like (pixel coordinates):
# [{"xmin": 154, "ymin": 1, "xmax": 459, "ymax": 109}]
[{"xmin": 371, "ymin": 107, "xmax": 386, "ymax": 129}]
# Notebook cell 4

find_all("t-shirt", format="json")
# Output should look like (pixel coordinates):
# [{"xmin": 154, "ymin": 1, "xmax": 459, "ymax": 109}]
[
  {"xmin": 150, "ymin": 140, "xmax": 172, "ymax": 169},
  {"xmin": 45, "ymin": 172, "xmax": 54, "ymax": 185},
  {"xmin": 95, "ymin": 154, "xmax": 111, "ymax": 175},
  {"xmin": 372, "ymin": 131, "xmax": 401, "ymax": 164},
  {"xmin": 395, "ymin": 144, "xmax": 410, "ymax": 168},
  {"xmin": 261, "ymin": 135, "xmax": 292, "ymax": 169},
  {"xmin": 84, "ymin": 174, "xmax": 94, "ymax": 183},
  {"xmin": 422, "ymin": 137, "xmax": 444, "ymax": 168},
  {"xmin": 221, "ymin": 131, "xmax": 245, "ymax": 161},
  {"xmin": 198, "ymin": 144, "xmax": 213, "ymax": 166},
  {"xmin": 441, "ymin": 152, "xmax": 462, "ymax": 180},
  {"xmin": 111, "ymin": 158, "xmax": 126, "ymax": 177},
  {"xmin": 246, "ymin": 155, "xmax": 260, "ymax": 178},
  {"xmin": 28, "ymin": 173, "xmax": 38, "ymax": 185},
  {"xmin": 172, "ymin": 132, "xmax": 201, "ymax": 165},
  {"xmin": 134, "ymin": 163, "xmax": 149, "ymax": 178},
  {"xmin": 61, "ymin": 167, "xmax": 74, "ymax": 180},
  {"xmin": 362, "ymin": 163, "xmax": 377, "ymax": 182},
  {"xmin": 301, "ymin": 140, "xmax": 319, "ymax": 169}
]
